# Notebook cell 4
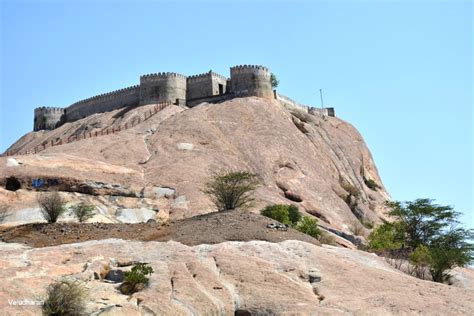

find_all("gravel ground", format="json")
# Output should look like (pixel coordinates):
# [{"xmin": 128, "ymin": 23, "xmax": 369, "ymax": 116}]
[{"xmin": 0, "ymin": 209, "xmax": 320, "ymax": 247}]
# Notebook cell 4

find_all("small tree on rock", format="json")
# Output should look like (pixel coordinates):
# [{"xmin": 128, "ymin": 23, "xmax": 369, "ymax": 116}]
[
  {"xmin": 270, "ymin": 73, "xmax": 279, "ymax": 88},
  {"xmin": 38, "ymin": 191, "xmax": 66, "ymax": 223},
  {"xmin": 119, "ymin": 263, "xmax": 154, "ymax": 295},
  {"xmin": 71, "ymin": 202, "xmax": 96, "ymax": 223},
  {"xmin": 204, "ymin": 170, "xmax": 259, "ymax": 211}
]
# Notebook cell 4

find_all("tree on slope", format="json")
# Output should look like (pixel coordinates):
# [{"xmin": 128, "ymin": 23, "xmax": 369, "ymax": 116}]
[
  {"xmin": 204, "ymin": 170, "xmax": 259, "ymax": 211},
  {"xmin": 368, "ymin": 198, "xmax": 473, "ymax": 283}
]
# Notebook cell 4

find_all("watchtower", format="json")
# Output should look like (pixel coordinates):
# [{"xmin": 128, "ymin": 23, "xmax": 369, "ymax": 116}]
[
  {"xmin": 33, "ymin": 107, "xmax": 65, "ymax": 131},
  {"xmin": 229, "ymin": 65, "xmax": 273, "ymax": 99},
  {"xmin": 139, "ymin": 72, "xmax": 187, "ymax": 105}
]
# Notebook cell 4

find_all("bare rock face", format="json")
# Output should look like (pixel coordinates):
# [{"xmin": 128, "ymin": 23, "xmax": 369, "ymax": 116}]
[
  {"xmin": 0, "ymin": 239, "xmax": 473, "ymax": 315},
  {"xmin": 1, "ymin": 97, "xmax": 389, "ymax": 236}
]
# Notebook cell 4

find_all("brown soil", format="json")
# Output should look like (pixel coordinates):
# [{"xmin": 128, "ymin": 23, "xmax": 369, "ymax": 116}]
[{"xmin": 0, "ymin": 209, "xmax": 320, "ymax": 248}]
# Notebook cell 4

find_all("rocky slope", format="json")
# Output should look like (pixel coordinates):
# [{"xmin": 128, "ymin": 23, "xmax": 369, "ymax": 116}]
[
  {"xmin": 1, "ymin": 239, "xmax": 473, "ymax": 315},
  {"xmin": 1, "ymin": 96, "xmax": 473, "ymax": 315},
  {"xmin": 1, "ymin": 97, "xmax": 389, "ymax": 239}
]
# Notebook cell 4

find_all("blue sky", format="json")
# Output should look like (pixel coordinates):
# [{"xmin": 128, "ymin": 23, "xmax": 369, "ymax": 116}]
[{"xmin": 0, "ymin": 0, "xmax": 472, "ymax": 228}]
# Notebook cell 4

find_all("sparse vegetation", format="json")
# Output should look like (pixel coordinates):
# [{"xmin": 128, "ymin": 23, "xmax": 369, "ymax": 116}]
[
  {"xmin": 361, "ymin": 219, "xmax": 374, "ymax": 229},
  {"xmin": 261, "ymin": 204, "xmax": 300, "ymax": 226},
  {"xmin": 339, "ymin": 179, "xmax": 361, "ymax": 217},
  {"xmin": 318, "ymin": 231, "xmax": 337, "ymax": 245},
  {"xmin": 270, "ymin": 73, "xmax": 279, "ymax": 88},
  {"xmin": 368, "ymin": 199, "xmax": 473, "ymax": 283},
  {"xmin": 0, "ymin": 205, "xmax": 11, "ymax": 223},
  {"xmin": 296, "ymin": 216, "xmax": 321, "ymax": 239},
  {"xmin": 70, "ymin": 202, "xmax": 96, "ymax": 223},
  {"xmin": 204, "ymin": 170, "xmax": 259, "ymax": 211},
  {"xmin": 364, "ymin": 178, "xmax": 380, "ymax": 191},
  {"xmin": 350, "ymin": 221, "xmax": 365, "ymax": 236},
  {"xmin": 409, "ymin": 245, "xmax": 433, "ymax": 280},
  {"xmin": 119, "ymin": 263, "xmax": 154, "ymax": 295},
  {"xmin": 42, "ymin": 279, "xmax": 87, "ymax": 316},
  {"xmin": 37, "ymin": 191, "xmax": 66, "ymax": 223}
]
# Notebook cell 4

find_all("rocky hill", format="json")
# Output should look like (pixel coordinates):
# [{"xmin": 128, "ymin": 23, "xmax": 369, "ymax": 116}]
[
  {"xmin": 2, "ymin": 97, "xmax": 389, "ymax": 238},
  {"xmin": 2, "ymin": 96, "xmax": 472, "ymax": 315}
]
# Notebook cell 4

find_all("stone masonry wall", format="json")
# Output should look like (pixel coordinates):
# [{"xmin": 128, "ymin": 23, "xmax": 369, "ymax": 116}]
[
  {"xmin": 31, "ymin": 65, "xmax": 335, "ymax": 131},
  {"xmin": 275, "ymin": 92, "xmax": 335, "ymax": 117},
  {"xmin": 34, "ymin": 107, "xmax": 65, "ymax": 131},
  {"xmin": 187, "ymin": 72, "xmax": 228, "ymax": 100},
  {"xmin": 139, "ymin": 73, "xmax": 187, "ymax": 105},
  {"xmin": 230, "ymin": 65, "xmax": 273, "ymax": 98},
  {"xmin": 65, "ymin": 85, "xmax": 140, "ymax": 122}
]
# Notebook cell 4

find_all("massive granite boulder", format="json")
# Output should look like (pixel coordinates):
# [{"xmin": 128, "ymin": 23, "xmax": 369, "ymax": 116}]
[
  {"xmin": 0, "ymin": 239, "xmax": 473, "ymax": 315},
  {"xmin": 1, "ymin": 97, "xmax": 389, "ymax": 236}
]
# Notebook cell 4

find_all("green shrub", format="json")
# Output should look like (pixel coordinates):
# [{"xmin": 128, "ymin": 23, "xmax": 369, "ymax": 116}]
[
  {"xmin": 261, "ymin": 204, "xmax": 291, "ymax": 225},
  {"xmin": 287, "ymin": 205, "xmax": 301, "ymax": 225},
  {"xmin": 119, "ymin": 263, "xmax": 154, "ymax": 295},
  {"xmin": 409, "ymin": 245, "xmax": 433, "ymax": 279},
  {"xmin": 70, "ymin": 202, "xmax": 96, "ymax": 223},
  {"xmin": 367, "ymin": 222, "xmax": 403, "ymax": 250},
  {"xmin": 37, "ymin": 191, "xmax": 66, "ymax": 223},
  {"xmin": 261, "ymin": 204, "xmax": 301, "ymax": 226},
  {"xmin": 203, "ymin": 170, "xmax": 258, "ymax": 211},
  {"xmin": 296, "ymin": 216, "xmax": 321, "ymax": 238},
  {"xmin": 42, "ymin": 280, "xmax": 87, "ymax": 316}
]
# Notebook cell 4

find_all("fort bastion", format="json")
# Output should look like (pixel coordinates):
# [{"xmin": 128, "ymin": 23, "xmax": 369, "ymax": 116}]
[{"xmin": 33, "ymin": 65, "xmax": 334, "ymax": 131}]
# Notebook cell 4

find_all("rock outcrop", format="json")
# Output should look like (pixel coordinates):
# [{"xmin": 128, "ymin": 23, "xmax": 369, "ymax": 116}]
[
  {"xmin": 0, "ymin": 239, "xmax": 473, "ymax": 315},
  {"xmin": 1, "ymin": 97, "xmax": 389, "ymax": 238}
]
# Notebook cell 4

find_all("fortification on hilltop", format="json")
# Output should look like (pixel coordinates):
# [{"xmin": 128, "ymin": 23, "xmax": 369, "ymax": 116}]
[{"xmin": 33, "ymin": 65, "xmax": 335, "ymax": 131}]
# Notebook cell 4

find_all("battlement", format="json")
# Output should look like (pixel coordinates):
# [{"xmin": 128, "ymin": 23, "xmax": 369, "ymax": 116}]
[
  {"xmin": 187, "ymin": 71, "xmax": 228, "ymax": 83},
  {"xmin": 34, "ymin": 106, "xmax": 65, "ymax": 113},
  {"xmin": 140, "ymin": 72, "xmax": 187, "ymax": 82},
  {"xmin": 31, "ymin": 65, "xmax": 334, "ymax": 132},
  {"xmin": 230, "ymin": 64, "xmax": 270, "ymax": 75},
  {"xmin": 72, "ymin": 85, "xmax": 140, "ymax": 106},
  {"xmin": 230, "ymin": 64, "xmax": 272, "ymax": 98},
  {"xmin": 34, "ymin": 106, "xmax": 65, "ymax": 131}
]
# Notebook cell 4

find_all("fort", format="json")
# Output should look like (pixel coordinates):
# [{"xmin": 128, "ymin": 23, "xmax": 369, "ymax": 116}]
[{"xmin": 33, "ymin": 65, "xmax": 334, "ymax": 131}]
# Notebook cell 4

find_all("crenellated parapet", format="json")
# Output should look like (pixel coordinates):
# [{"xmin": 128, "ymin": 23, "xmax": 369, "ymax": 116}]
[
  {"xmin": 186, "ymin": 71, "xmax": 229, "ymax": 101},
  {"xmin": 139, "ymin": 72, "xmax": 187, "ymax": 105},
  {"xmin": 140, "ymin": 72, "xmax": 187, "ymax": 82},
  {"xmin": 230, "ymin": 64, "xmax": 270, "ymax": 74},
  {"xmin": 31, "ymin": 65, "xmax": 333, "ymax": 132},
  {"xmin": 71, "ymin": 85, "xmax": 140, "ymax": 107},
  {"xmin": 34, "ymin": 106, "xmax": 65, "ymax": 131},
  {"xmin": 230, "ymin": 64, "xmax": 273, "ymax": 98},
  {"xmin": 65, "ymin": 85, "xmax": 140, "ymax": 122}
]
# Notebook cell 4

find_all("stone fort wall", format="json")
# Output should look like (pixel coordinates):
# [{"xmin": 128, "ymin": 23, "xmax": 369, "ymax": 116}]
[
  {"xmin": 275, "ymin": 92, "xmax": 335, "ymax": 117},
  {"xmin": 65, "ymin": 85, "xmax": 140, "ymax": 122},
  {"xmin": 230, "ymin": 65, "xmax": 273, "ymax": 99},
  {"xmin": 139, "ymin": 72, "xmax": 187, "ymax": 106},
  {"xmin": 186, "ymin": 71, "xmax": 228, "ymax": 100},
  {"xmin": 33, "ymin": 65, "xmax": 333, "ymax": 131},
  {"xmin": 33, "ymin": 107, "xmax": 65, "ymax": 131}
]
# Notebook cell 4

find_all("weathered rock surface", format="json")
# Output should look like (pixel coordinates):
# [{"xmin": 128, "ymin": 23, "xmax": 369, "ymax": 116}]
[
  {"xmin": 1, "ymin": 97, "xmax": 390, "ymax": 237},
  {"xmin": 0, "ymin": 239, "xmax": 472, "ymax": 315}
]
